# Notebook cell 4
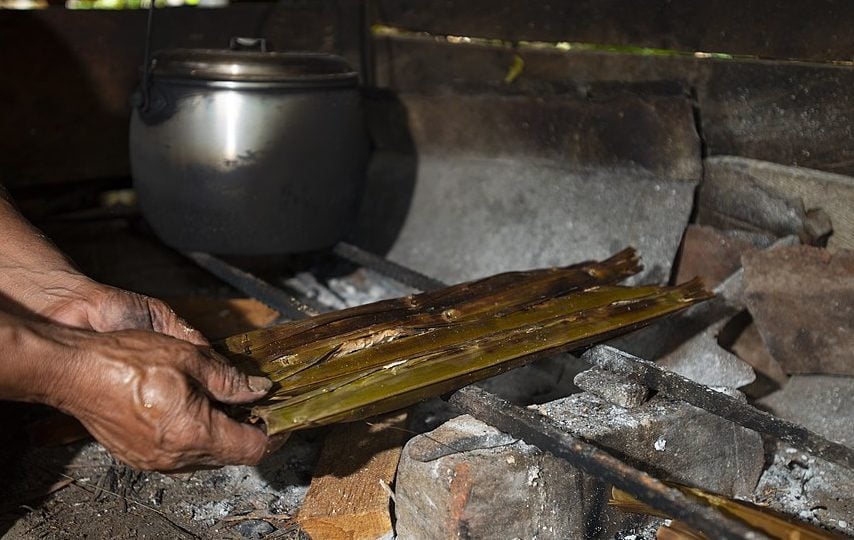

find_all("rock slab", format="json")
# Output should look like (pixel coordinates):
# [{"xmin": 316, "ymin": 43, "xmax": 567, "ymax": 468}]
[
  {"xmin": 743, "ymin": 245, "xmax": 854, "ymax": 375},
  {"xmin": 394, "ymin": 394, "xmax": 764, "ymax": 539}
]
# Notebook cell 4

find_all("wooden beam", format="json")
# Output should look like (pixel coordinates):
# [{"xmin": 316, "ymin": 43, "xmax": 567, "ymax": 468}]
[{"xmin": 375, "ymin": 0, "xmax": 854, "ymax": 63}]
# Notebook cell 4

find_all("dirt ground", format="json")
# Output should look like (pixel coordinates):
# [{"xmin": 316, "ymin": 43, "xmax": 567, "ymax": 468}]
[{"xmin": 0, "ymin": 404, "xmax": 323, "ymax": 539}]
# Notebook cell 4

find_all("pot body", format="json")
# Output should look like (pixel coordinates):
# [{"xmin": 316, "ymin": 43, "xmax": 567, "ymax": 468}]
[{"xmin": 130, "ymin": 78, "xmax": 367, "ymax": 254}]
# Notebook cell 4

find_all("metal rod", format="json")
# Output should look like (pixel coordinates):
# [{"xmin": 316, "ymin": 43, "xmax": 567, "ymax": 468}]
[
  {"xmin": 332, "ymin": 242, "xmax": 446, "ymax": 292},
  {"xmin": 584, "ymin": 345, "xmax": 854, "ymax": 471},
  {"xmin": 448, "ymin": 386, "xmax": 768, "ymax": 540},
  {"xmin": 184, "ymin": 252, "xmax": 317, "ymax": 320},
  {"xmin": 140, "ymin": 0, "xmax": 156, "ymax": 111}
]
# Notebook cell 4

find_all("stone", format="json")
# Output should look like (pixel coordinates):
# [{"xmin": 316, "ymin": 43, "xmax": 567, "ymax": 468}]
[
  {"xmin": 358, "ymin": 155, "xmax": 697, "ymax": 286},
  {"xmin": 743, "ymin": 246, "xmax": 854, "ymax": 375},
  {"xmin": 395, "ymin": 395, "xmax": 764, "ymax": 539},
  {"xmin": 730, "ymin": 321, "xmax": 788, "ymax": 395},
  {"xmin": 703, "ymin": 156, "xmax": 854, "ymax": 251},
  {"xmin": 233, "ymin": 519, "xmax": 275, "ymax": 539},
  {"xmin": 674, "ymin": 224, "xmax": 768, "ymax": 287},
  {"xmin": 697, "ymin": 159, "xmax": 807, "ymax": 241},
  {"xmin": 573, "ymin": 366, "xmax": 649, "ymax": 408},
  {"xmin": 753, "ymin": 443, "xmax": 854, "ymax": 536},
  {"xmin": 394, "ymin": 415, "xmax": 611, "ymax": 540},
  {"xmin": 657, "ymin": 319, "xmax": 756, "ymax": 388},
  {"xmin": 759, "ymin": 375, "xmax": 854, "ymax": 448},
  {"xmin": 357, "ymin": 92, "xmax": 700, "ymax": 286},
  {"xmin": 535, "ymin": 393, "xmax": 764, "ymax": 498}
]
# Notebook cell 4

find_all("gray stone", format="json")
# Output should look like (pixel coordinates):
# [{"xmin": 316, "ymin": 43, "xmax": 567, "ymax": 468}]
[
  {"xmin": 703, "ymin": 156, "xmax": 854, "ymax": 251},
  {"xmin": 395, "ymin": 395, "xmax": 764, "ymax": 539},
  {"xmin": 233, "ymin": 519, "xmax": 275, "ymax": 539},
  {"xmin": 357, "ymin": 155, "xmax": 696, "ymax": 286},
  {"xmin": 535, "ymin": 393, "xmax": 764, "ymax": 498},
  {"xmin": 743, "ymin": 246, "xmax": 854, "ymax": 375},
  {"xmin": 697, "ymin": 159, "xmax": 807, "ymax": 240},
  {"xmin": 367, "ymin": 93, "xmax": 701, "ymax": 181},
  {"xmin": 658, "ymin": 319, "xmax": 756, "ymax": 388},
  {"xmin": 759, "ymin": 375, "xmax": 854, "ymax": 448},
  {"xmin": 754, "ymin": 443, "xmax": 854, "ymax": 535},
  {"xmin": 394, "ymin": 415, "xmax": 616, "ymax": 540},
  {"xmin": 573, "ymin": 366, "xmax": 649, "ymax": 408}
]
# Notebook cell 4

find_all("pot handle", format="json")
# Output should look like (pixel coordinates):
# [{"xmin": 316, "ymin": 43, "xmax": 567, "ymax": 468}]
[{"xmin": 229, "ymin": 37, "xmax": 269, "ymax": 52}]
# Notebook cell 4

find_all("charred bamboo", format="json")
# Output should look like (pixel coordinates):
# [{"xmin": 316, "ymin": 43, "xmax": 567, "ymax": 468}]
[{"xmin": 218, "ymin": 248, "xmax": 713, "ymax": 435}]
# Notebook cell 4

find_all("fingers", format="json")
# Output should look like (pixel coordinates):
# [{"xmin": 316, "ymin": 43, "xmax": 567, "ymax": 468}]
[
  {"xmin": 207, "ymin": 408, "xmax": 269, "ymax": 466},
  {"xmin": 182, "ymin": 348, "xmax": 272, "ymax": 405},
  {"xmin": 146, "ymin": 297, "xmax": 210, "ymax": 347}
]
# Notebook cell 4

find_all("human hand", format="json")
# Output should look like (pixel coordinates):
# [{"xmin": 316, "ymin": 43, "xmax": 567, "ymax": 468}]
[
  {"xmin": 32, "ymin": 274, "xmax": 208, "ymax": 346},
  {"xmin": 39, "ymin": 325, "xmax": 271, "ymax": 471}
]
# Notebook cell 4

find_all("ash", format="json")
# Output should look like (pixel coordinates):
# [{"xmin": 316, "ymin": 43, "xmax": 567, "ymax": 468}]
[{"xmin": 752, "ymin": 442, "xmax": 854, "ymax": 536}]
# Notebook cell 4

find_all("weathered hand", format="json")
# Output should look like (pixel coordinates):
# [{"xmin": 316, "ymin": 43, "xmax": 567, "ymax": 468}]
[
  {"xmin": 40, "ymin": 326, "xmax": 271, "ymax": 471},
  {"xmin": 34, "ymin": 274, "xmax": 208, "ymax": 346}
]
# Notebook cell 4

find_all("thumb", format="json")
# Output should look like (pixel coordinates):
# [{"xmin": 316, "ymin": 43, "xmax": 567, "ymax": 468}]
[{"xmin": 186, "ymin": 348, "xmax": 272, "ymax": 405}]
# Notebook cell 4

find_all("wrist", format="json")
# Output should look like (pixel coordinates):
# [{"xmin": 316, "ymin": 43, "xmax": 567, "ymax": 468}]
[
  {"xmin": 0, "ymin": 266, "xmax": 95, "ymax": 317},
  {"xmin": 0, "ymin": 312, "xmax": 85, "ymax": 406}
]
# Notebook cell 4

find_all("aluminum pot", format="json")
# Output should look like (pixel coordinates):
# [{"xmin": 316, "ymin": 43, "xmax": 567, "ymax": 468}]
[{"xmin": 130, "ymin": 40, "xmax": 368, "ymax": 254}]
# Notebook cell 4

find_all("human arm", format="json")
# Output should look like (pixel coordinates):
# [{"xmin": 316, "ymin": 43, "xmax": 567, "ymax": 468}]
[
  {"xmin": 0, "ymin": 309, "xmax": 270, "ymax": 470},
  {"xmin": 0, "ymin": 185, "xmax": 271, "ymax": 469},
  {"xmin": 0, "ymin": 189, "xmax": 206, "ymax": 342}
]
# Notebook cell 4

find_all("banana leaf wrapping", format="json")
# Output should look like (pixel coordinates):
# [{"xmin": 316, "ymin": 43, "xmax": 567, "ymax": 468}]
[{"xmin": 218, "ymin": 248, "xmax": 713, "ymax": 435}]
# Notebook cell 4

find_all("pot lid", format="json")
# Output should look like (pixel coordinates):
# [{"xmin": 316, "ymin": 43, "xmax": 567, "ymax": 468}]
[{"xmin": 150, "ymin": 48, "xmax": 359, "ymax": 85}]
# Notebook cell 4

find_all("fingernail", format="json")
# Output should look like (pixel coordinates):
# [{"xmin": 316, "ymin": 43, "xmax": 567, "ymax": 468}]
[{"xmin": 248, "ymin": 375, "xmax": 273, "ymax": 393}]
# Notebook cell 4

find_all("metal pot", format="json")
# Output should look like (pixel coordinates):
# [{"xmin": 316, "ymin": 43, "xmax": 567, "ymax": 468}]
[{"xmin": 130, "ymin": 39, "xmax": 368, "ymax": 255}]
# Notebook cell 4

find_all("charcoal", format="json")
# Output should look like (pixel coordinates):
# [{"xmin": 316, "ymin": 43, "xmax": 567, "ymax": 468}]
[{"xmin": 743, "ymin": 246, "xmax": 854, "ymax": 375}]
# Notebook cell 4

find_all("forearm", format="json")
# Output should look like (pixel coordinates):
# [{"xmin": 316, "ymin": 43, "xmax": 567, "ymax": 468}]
[
  {"xmin": 0, "ymin": 187, "xmax": 92, "ymax": 313},
  {"xmin": 0, "ymin": 309, "xmax": 70, "ymax": 405}
]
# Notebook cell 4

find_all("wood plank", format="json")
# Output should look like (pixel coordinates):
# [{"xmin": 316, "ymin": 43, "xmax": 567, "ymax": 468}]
[
  {"xmin": 297, "ymin": 413, "xmax": 408, "ymax": 540},
  {"xmin": 375, "ymin": 0, "xmax": 854, "ymax": 63},
  {"xmin": 373, "ymin": 36, "xmax": 854, "ymax": 177}
]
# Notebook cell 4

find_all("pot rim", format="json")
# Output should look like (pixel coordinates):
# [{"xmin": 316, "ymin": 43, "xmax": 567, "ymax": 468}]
[{"xmin": 150, "ymin": 48, "xmax": 360, "ymax": 87}]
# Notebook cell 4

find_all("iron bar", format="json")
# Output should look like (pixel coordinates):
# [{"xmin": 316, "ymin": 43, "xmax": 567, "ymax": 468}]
[{"xmin": 584, "ymin": 345, "xmax": 854, "ymax": 471}]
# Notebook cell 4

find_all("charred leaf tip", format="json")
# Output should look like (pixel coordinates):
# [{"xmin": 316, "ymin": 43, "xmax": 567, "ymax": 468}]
[{"xmin": 675, "ymin": 277, "xmax": 715, "ymax": 302}]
